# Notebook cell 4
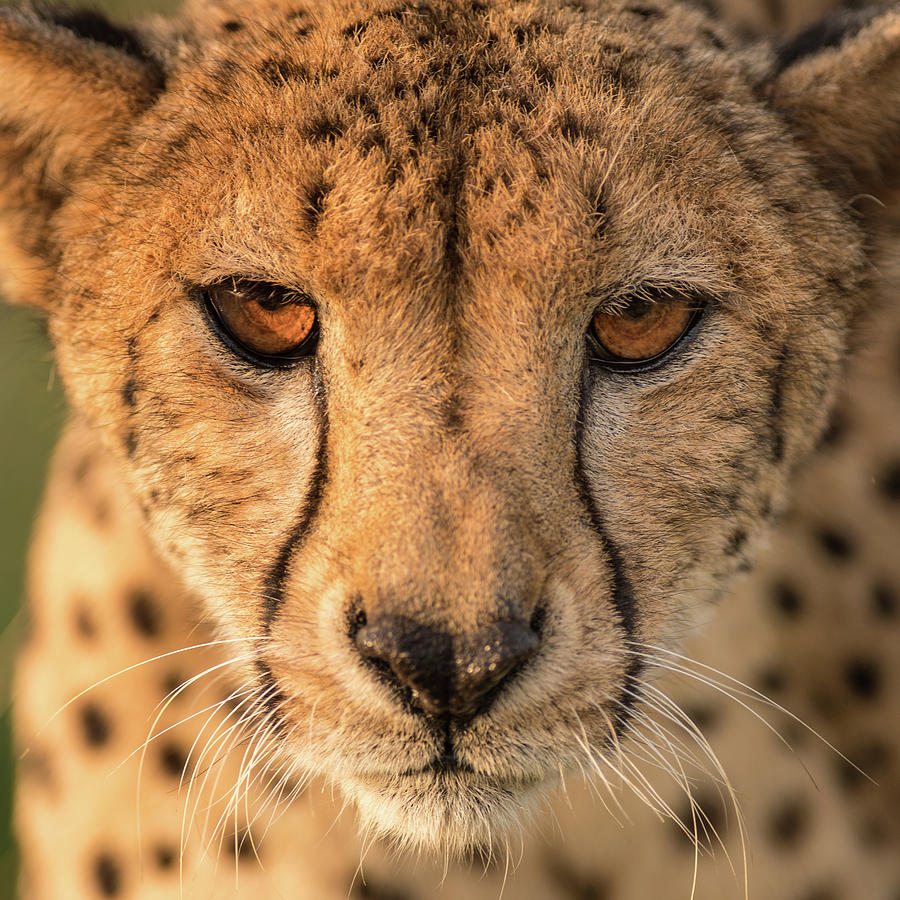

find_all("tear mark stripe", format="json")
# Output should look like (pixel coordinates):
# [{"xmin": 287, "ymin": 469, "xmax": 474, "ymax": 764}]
[
  {"xmin": 262, "ymin": 408, "xmax": 329, "ymax": 632},
  {"xmin": 575, "ymin": 367, "xmax": 643, "ymax": 736}
]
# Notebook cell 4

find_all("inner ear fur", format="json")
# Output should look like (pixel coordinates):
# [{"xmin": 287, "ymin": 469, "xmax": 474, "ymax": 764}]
[
  {"xmin": 0, "ymin": 7, "xmax": 164, "ymax": 309},
  {"xmin": 769, "ymin": 4, "xmax": 900, "ymax": 198}
]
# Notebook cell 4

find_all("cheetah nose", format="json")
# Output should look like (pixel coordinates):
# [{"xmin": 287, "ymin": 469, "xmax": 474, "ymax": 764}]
[{"xmin": 354, "ymin": 616, "xmax": 540, "ymax": 719}]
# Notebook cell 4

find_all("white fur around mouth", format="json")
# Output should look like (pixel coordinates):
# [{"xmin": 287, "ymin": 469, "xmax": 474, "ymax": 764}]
[{"xmin": 345, "ymin": 767, "xmax": 552, "ymax": 854}]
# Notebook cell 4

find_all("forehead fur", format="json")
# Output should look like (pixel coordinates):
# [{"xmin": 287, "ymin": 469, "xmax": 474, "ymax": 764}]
[{"xmin": 84, "ymin": 0, "xmax": 851, "ymax": 328}]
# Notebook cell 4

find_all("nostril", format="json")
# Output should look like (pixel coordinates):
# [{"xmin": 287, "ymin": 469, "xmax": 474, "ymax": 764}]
[{"xmin": 353, "ymin": 614, "xmax": 542, "ymax": 720}]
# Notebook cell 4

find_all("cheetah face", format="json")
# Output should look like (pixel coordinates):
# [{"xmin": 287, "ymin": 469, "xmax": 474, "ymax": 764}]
[{"xmin": 2, "ymin": 0, "xmax": 897, "ymax": 855}]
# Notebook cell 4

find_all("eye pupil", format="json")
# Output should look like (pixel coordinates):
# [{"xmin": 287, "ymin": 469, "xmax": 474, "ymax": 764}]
[
  {"xmin": 623, "ymin": 297, "xmax": 653, "ymax": 320},
  {"xmin": 203, "ymin": 279, "xmax": 318, "ymax": 368}
]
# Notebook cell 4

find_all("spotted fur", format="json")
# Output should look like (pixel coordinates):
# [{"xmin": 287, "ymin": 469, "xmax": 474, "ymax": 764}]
[{"xmin": 4, "ymin": 0, "xmax": 900, "ymax": 896}]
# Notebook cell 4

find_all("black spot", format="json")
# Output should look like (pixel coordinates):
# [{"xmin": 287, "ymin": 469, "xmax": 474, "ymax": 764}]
[
  {"xmin": 701, "ymin": 27, "xmax": 725, "ymax": 50},
  {"xmin": 304, "ymin": 179, "xmax": 331, "ymax": 231},
  {"xmin": 544, "ymin": 854, "xmax": 611, "ymax": 900},
  {"xmin": 835, "ymin": 755, "xmax": 866, "ymax": 792},
  {"xmin": 724, "ymin": 529, "xmax": 747, "ymax": 557},
  {"xmin": 121, "ymin": 379, "xmax": 138, "ymax": 409},
  {"xmin": 154, "ymin": 845, "xmax": 176, "ymax": 870},
  {"xmin": 352, "ymin": 879, "xmax": 413, "ymax": 900},
  {"xmin": 671, "ymin": 788, "xmax": 727, "ymax": 852},
  {"xmin": 73, "ymin": 455, "xmax": 93, "ymax": 484},
  {"xmin": 771, "ymin": 580, "xmax": 803, "ymax": 618},
  {"xmin": 259, "ymin": 57, "xmax": 309, "ymax": 86},
  {"xmin": 342, "ymin": 20, "xmax": 369, "ymax": 39},
  {"xmin": 124, "ymin": 430, "xmax": 138, "ymax": 457},
  {"xmin": 684, "ymin": 704, "xmax": 720, "ymax": 732},
  {"xmin": 93, "ymin": 853, "xmax": 122, "ymax": 896},
  {"xmin": 843, "ymin": 657, "xmax": 881, "ymax": 700},
  {"xmin": 226, "ymin": 827, "xmax": 258, "ymax": 864},
  {"xmin": 625, "ymin": 5, "xmax": 663, "ymax": 18},
  {"xmin": 127, "ymin": 588, "xmax": 161, "ymax": 638},
  {"xmin": 162, "ymin": 671, "xmax": 186, "ymax": 698},
  {"xmin": 768, "ymin": 798, "xmax": 809, "ymax": 848},
  {"xmin": 80, "ymin": 704, "xmax": 111, "ymax": 747},
  {"xmin": 858, "ymin": 816, "xmax": 889, "ymax": 848},
  {"xmin": 301, "ymin": 114, "xmax": 345, "ymax": 143},
  {"xmin": 19, "ymin": 748, "xmax": 54, "ymax": 789},
  {"xmin": 816, "ymin": 527, "xmax": 854, "ymax": 561},
  {"xmin": 44, "ymin": 10, "xmax": 154, "ymax": 65},
  {"xmin": 774, "ymin": 8, "xmax": 885, "ymax": 74},
  {"xmin": 818, "ymin": 409, "xmax": 846, "ymax": 447},
  {"xmin": 222, "ymin": 19, "xmax": 243, "ymax": 31},
  {"xmin": 75, "ymin": 605, "xmax": 97, "ymax": 638},
  {"xmin": 159, "ymin": 742, "xmax": 189, "ymax": 778},
  {"xmin": 797, "ymin": 886, "xmax": 839, "ymax": 900},
  {"xmin": 872, "ymin": 582, "xmax": 897, "ymax": 618},
  {"xmin": 757, "ymin": 666, "xmax": 788, "ymax": 695},
  {"xmin": 877, "ymin": 460, "xmax": 900, "ymax": 502}
]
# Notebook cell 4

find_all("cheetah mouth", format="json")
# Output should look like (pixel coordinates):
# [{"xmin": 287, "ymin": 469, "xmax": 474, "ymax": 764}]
[{"xmin": 346, "ymin": 765, "xmax": 552, "ymax": 852}]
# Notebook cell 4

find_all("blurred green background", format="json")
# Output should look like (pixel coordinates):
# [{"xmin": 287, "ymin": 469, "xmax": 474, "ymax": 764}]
[{"xmin": 0, "ymin": 2, "xmax": 176, "ymax": 895}]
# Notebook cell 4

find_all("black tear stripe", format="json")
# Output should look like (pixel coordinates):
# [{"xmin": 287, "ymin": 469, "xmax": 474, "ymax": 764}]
[
  {"xmin": 253, "ymin": 659, "xmax": 288, "ymax": 731},
  {"xmin": 575, "ymin": 369, "xmax": 643, "ymax": 736},
  {"xmin": 261, "ymin": 402, "xmax": 330, "ymax": 633}
]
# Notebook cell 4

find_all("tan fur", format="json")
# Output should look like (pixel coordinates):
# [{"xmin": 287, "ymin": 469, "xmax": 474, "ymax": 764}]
[{"xmin": 4, "ymin": 0, "xmax": 900, "ymax": 896}]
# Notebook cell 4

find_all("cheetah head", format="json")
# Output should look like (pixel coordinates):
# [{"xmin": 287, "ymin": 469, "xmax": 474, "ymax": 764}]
[{"xmin": 2, "ymin": 0, "xmax": 900, "ymax": 855}]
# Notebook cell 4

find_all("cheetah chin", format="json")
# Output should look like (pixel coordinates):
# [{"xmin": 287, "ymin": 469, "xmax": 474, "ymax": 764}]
[{"xmin": 346, "ymin": 769, "xmax": 552, "ymax": 853}]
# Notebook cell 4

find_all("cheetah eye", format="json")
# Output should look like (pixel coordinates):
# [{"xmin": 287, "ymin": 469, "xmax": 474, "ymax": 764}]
[
  {"xmin": 202, "ymin": 279, "xmax": 318, "ymax": 368},
  {"xmin": 587, "ymin": 290, "xmax": 704, "ymax": 370}
]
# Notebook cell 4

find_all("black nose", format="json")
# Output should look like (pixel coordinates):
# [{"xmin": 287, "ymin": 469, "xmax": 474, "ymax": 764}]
[{"xmin": 354, "ymin": 615, "xmax": 540, "ymax": 719}]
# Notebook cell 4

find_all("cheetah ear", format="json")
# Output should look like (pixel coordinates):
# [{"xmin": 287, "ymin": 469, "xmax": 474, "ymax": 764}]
[
  {"xmin": 0, "ymin": 8, "xmax": 164, "ymax": 309},
  {"xmin": 769, "ymin": 5, "xmax": 900, "ymax": 197}
]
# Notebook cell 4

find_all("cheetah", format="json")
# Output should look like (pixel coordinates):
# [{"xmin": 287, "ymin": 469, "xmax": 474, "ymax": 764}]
[{"xmin": 3, "ymin": 0, "xmax": 900, "ymax": 896}]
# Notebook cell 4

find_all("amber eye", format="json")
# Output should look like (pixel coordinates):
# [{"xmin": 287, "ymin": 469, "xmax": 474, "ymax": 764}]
[
  {"xmin": 588, "ymin": 293, "xmax": 703, "ymax": 368},
  {"xmin": 203, "ymin": 280, "xmax": 318, "ymax": 367}
]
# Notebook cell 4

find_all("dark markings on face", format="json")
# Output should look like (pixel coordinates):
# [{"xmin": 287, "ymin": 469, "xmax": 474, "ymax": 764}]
[
  {"xmin": 768, "ymin": 346, "xmax": 788, "ymax": 463},
  {"xmin": 723, "ymin": 528, "xmax": 747, "ymax": 556},
  {"xmin": 575, "ymin": 370, "xmax": 642, "ymax": 735},
  {"xmin": 124, "ymin": 429, "xmax": 138, "ymax": 458},
  {"xmin": 254, "ymin": 659, "xmax": 289, "ymax": 732},
  {"xmin": 304, "ymin": 179, "xmax": 332, "ymax": 232},
  {"xmin": 261, "ymin": 405, "xmax": 329, "ymax": 631}
]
